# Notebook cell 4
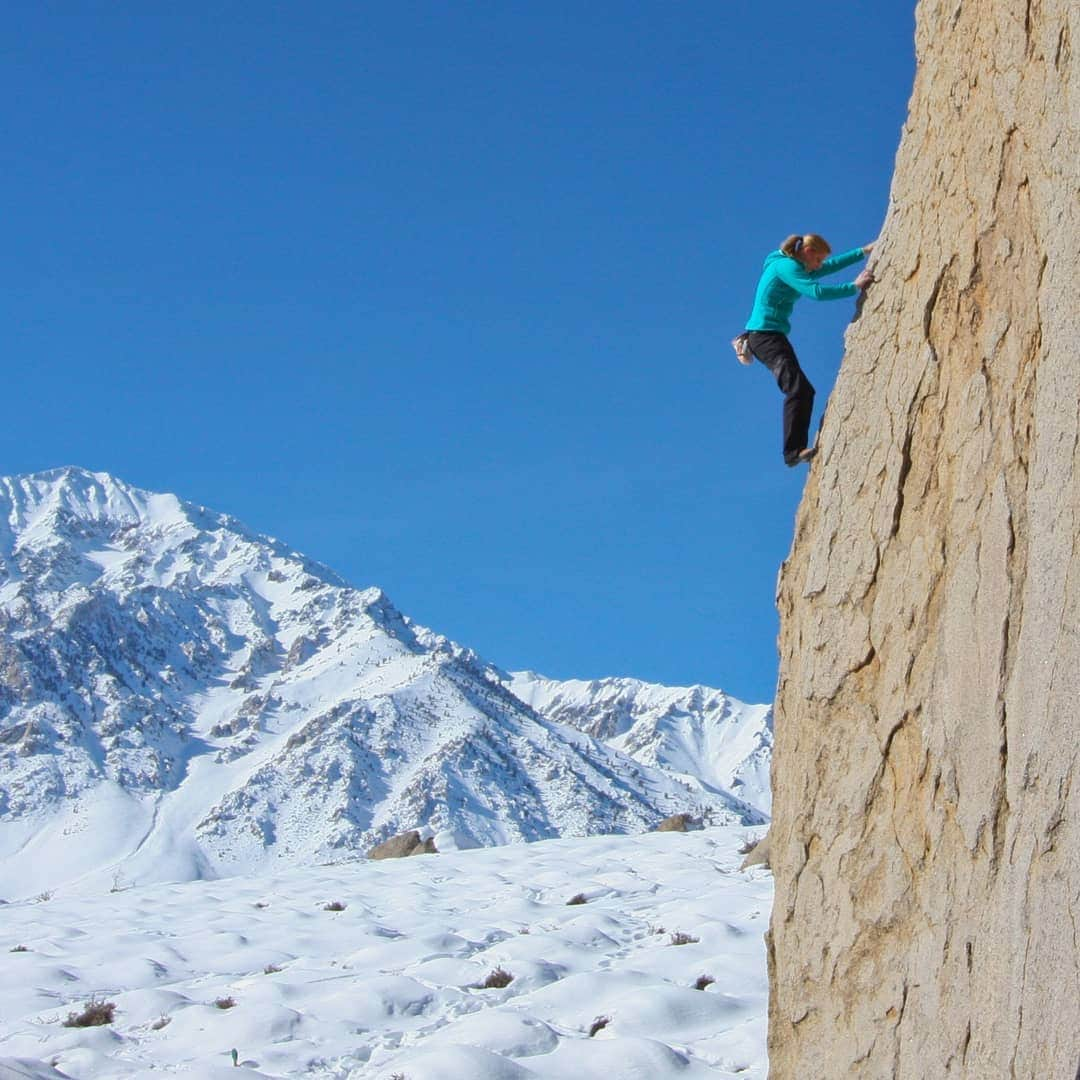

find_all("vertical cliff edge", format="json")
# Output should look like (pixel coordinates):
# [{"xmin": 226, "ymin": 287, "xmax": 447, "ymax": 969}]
[{"xmin": 768, "ymin": 2, "xmax": 1078, "ymax": 1077}]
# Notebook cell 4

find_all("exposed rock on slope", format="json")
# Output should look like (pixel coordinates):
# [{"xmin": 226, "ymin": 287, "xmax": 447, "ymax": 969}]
[{"xmin": 768, "ymin": 2, "xmax": 1078, "ymax": 1077}]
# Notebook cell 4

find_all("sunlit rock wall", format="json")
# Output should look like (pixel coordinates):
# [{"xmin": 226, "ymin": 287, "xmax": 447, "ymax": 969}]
[{"xmin": 767, "ymin": 1, "xmax": 1078, "ymax": 1076}]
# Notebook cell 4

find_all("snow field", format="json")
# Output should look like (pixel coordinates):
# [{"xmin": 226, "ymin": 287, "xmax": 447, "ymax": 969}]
[{"xmin": 0, "ymin": 827, "xmax": 770, "ymax": 1078}]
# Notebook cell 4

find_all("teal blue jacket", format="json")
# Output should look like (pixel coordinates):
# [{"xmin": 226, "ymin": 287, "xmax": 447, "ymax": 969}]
[{"xmin": 744, "ymin": 247, "xmax": 866, "ymax": 334}]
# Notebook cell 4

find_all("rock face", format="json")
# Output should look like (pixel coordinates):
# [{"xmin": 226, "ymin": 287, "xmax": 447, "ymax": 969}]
[
  {"xmin": 767, "ymin": 2, "xmax": 1078, "ymax": 1077},
  {"xmin": 367, "ymin": 830, "xmax": 438, "ymax": 860},
  {"xmin": 654, "ymin": 813, "xmax": 699, "ymax": 833}
]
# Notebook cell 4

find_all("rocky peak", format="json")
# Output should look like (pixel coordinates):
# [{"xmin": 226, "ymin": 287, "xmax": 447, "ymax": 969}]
[{"xmin": 0, "ymin": 469, "xmax": 765, "ymax": 898}]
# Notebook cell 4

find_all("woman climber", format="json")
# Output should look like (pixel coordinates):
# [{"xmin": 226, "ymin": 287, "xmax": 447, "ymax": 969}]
[{"xmin": 734, "ymin": 233, "xmax": 874, "ymax": 467}]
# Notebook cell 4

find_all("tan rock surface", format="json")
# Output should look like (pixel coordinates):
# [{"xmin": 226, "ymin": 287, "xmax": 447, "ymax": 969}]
[
  {"xmin": 367, "ymin": 830, "xmax": 438, "ymax": 860},
  {"xmin": 767, "ymin": 1, "xmax": 1078, "ymax": 1076},
  {"xmin": 655, "ymin": 813, "xmax": 700, "ymax": 832}
]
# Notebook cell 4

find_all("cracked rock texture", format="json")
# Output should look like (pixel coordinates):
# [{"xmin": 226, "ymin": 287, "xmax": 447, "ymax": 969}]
[{"xmin": 767, "ymin": 1, "xmax": 1078, "ymax": 1077}]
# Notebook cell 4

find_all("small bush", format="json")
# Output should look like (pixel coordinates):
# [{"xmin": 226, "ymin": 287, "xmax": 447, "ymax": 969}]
[
  {"xmin": 323, "ymin": 900, "xmax": 346, "ymax": 912},
  {"xmin": 694, "ymin": 974, "xmax": 716, "ymax": 991},
  {"xmin": 253, "ymin": 901, "xmax": 269, "ymax": 909},
  {"xmin": 151, "ymin": 1014, "xmax": 171, "ymax": 1030},
  {"xmin": 213, "ymin": 996, "xmax": 237, "ymax": 1010},
  {"xmin": 588, "ymin": 1015, "xmax": 610, "ymax": 1037},
  {"xmin": 64, "ymin": 998, "xmax": 116, "ymax": 1027},
  {"xmin": 35, "ymin": 891, "xmax": 53, "ymax": 903},
  {"xmin": 737, "ymin": 834, "xmax": 759, "ymax": 856},
  {"xmin": 481, "ymin": 967, "xmax": 514, "ymax": 989},
  {"xmin": 566, "ymin": 893, "xmax": 587, "ymax": 906},
  {"xmin": 264, "ymin": 963, "xmax": 282, "ymax": 974},
  {"xmin": 669, "ymin": 931, "xmax": 699, "ymax": 946},
  {"xmin": 10, "ymin": 945, "xmax": 29, "ymax": 953}
]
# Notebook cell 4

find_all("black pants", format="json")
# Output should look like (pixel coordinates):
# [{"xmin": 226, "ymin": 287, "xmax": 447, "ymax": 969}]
[{"xmin": 747, "ymin": 331, "xmax": 815, "ymax": 463}]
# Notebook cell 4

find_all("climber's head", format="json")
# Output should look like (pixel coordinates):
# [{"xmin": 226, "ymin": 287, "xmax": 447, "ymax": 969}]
[{"xmin": 780, "ymin": 233, "xmax": 831, "ymax": 270}]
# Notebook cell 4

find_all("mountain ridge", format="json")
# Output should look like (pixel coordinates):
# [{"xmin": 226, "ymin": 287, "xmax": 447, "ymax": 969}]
[
  {"xmin": 506, "ymin": 671, "xmax": 772, "ymax": 815},
  {"xmin": 0, "ymin": 467, "xmax": 769, "ymax": 899}
]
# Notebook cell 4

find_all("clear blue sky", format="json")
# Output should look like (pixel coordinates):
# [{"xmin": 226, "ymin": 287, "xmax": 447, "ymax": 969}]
[{"xmin": 2, "ymin": 3, "xmax": 915, "ymax": 704}]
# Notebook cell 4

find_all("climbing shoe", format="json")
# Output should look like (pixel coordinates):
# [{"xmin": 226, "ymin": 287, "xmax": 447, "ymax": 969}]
[
  {"xmin": 732, "ymin": 333, "xmax": 754, "ymax": 366},
  {"xmin": 784, "ymin": 447, "xmax": 818, "ymax": 467}
]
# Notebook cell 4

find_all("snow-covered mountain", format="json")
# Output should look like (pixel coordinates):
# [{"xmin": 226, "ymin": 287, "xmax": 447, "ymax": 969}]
[
  {"xmin": 506, "ymin": 673, "xmax": 773, "ymax": 816},
  {"xmin": 0, "ymin": 468, "xmax": 767, "ymax": 898}
]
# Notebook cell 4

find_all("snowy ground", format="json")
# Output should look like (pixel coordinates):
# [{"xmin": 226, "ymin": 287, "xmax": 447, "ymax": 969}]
[{"xmin": 0, "ymin": 827, "xmax": 771, "ymax": 1079}]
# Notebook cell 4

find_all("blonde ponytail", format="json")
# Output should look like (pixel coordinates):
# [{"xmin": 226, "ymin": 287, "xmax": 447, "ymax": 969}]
[{"xmin": 780, "ymin": 233, "xmax": 832, "ymax": 260}]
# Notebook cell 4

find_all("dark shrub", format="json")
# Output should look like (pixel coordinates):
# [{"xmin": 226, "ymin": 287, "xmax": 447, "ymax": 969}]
[
  {"xmin": 589, "ymin": 1015, "xmax": 610, "ymax": 1037},
  {"xmin": 64, "ymin": 999, "xmax": 116, "ymax": 1027}
]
